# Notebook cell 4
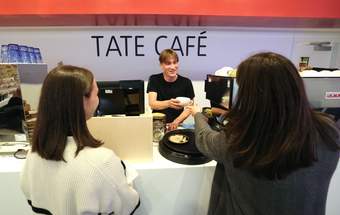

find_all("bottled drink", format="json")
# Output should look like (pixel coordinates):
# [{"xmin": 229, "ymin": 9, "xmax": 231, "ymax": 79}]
[
  {"xmin": 28, "ymin": 47, "xmax": 37, "ymax": 63},
  {"xmin": 1, "ymin": 44, "xmax": 9, "ymax": 63},
  {"xmin": 33, "ymin": 48, "xmax": 43, "ymax": 63},
  {"xmin": 8, "ymin": 43, "xmax": 21, "ymax": 63},
  {"xmin": 19, "ymin": 45, "xmax": 31, "ymax": 63}
]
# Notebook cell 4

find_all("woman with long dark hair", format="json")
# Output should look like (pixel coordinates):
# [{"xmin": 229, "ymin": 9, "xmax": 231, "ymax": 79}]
[
  {"xmin": 188, "ymin": 52, "xmax": 339, "ymax": 215},
  {"xmin": 20, "ymin": 65, "xmax": 139, "ymax": 215}
]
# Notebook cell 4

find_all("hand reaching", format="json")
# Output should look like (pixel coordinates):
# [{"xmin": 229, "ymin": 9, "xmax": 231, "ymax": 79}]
[
  {"xmin": 167, "ymin": 121, "xmax": 180, "ymax": 131},
  {"xmin": 185, "ymin": 103, "xmax": 201, "ymax": 116}
]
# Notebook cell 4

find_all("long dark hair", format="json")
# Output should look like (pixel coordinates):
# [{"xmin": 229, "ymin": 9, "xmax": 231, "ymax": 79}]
[
  {"xmin": 225, "ymin": 52, "xmax": 339, "ymax": 179},
  {"xmin": 31, "ymin": 65, "xmax": 103, "ymax": 161}
]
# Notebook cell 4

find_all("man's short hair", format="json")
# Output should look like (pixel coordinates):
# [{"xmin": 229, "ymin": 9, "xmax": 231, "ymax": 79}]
[{"xmin": 159, "ymin": 49, "xmax": 179, "ymax": 64}]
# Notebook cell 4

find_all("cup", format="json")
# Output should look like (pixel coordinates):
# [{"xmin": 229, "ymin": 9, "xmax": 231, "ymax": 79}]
[
  {"xmin": 202, "ymin": 107, "xmax": 213, "ymax": 118},
  {"xmin": 175, "ymin": 97, "xmax": 191, "ymax": 106},
  {"xmin": 299, "ymin": 56, "xmax": 310, "ymax": 72}
]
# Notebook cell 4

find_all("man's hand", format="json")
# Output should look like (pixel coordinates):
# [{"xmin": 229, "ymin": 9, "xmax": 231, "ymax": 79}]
[
  {"xmin": 168, "ymin": 99, "xmax": 183, "ymax": 110},
  {"xmin": 167, "ymin": 120, "xmax": 180, "ymax": 131}
]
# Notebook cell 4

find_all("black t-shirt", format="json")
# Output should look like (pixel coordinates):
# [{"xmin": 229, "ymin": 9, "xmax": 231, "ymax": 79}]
[{"xmin": 147, "ymin": 73, "xmax": 195, "ymax": 123}]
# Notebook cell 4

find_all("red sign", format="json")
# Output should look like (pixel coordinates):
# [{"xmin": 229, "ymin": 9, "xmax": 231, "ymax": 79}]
[{"xmin": 325, "ymin": 92, "xmax": 340, "ymax": 100}]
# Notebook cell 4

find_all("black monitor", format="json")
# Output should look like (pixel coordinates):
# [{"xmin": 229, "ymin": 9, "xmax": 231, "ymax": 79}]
[
  {"xmin": 205, "ymin": 74, "xmax": 238, "ymax": 109},
  {"xmin": 96, "ymin": 80, "xmax": 145, "ymax": 116}
]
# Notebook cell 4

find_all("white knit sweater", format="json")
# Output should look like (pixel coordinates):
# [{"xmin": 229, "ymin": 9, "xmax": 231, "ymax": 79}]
[{"xmin": 20, "ymin": 137, "xmax": 139, "ymax": 215}]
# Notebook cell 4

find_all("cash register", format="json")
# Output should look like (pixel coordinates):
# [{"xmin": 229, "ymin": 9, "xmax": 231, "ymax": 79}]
[{"xmin": 95, "ymin": 80, "xmax": 144, "ymax": 116}]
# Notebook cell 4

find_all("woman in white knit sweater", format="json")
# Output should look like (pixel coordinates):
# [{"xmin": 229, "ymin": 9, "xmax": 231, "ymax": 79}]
[{"xmin": 20, "ymin": 65, "xmax": 139, "ymax": 215}]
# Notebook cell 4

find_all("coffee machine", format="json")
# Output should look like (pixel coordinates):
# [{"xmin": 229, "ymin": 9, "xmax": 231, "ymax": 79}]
[{"xmin": 301, "ymin": 70, "xmax": 340, "ymax": 123}]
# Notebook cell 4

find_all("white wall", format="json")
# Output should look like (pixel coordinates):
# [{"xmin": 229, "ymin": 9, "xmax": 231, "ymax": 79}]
[
  {"xmin": 2, "ymin": 26, "xmax": 340, "ymax": 111},
  {"xmin": 1, "ymin": 27, "xmax": 340, "ymax": 81}
]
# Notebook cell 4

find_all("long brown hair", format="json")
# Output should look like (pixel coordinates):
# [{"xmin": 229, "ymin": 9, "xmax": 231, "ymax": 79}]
[
  {"xmin": 31, "ymin": 65, "xmax": 103, "ymax": 161},
  {"xmin": 225, "ymin": 52, "xmax": 339, "ymax": 179}
]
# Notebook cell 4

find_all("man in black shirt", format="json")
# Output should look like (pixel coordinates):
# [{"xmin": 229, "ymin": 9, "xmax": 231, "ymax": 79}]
[{"xmin": 147, "ymin": 49, "xmax": 195, "ymax": 131}]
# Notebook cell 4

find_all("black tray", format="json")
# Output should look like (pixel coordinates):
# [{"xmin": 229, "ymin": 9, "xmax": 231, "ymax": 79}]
[{"xmin": 159, "ymin": 129, "xmax": 211, "ymax": 165}]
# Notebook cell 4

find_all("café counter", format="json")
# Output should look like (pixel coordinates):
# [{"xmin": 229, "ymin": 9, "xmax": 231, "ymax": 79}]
[
  {"xmin": 1, "ymin": 145, "xmax": 340, "ymax": 215},
  {"xmin": 0, "ymin": 146, "xmax": 216, "ymax": 215},
  {"xmin": 1, "ymin": 112, "xmax": 339, "ymax": 215}
]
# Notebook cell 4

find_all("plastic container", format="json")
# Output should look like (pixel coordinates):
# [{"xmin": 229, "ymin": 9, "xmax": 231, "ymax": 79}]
[{"xmin": 152, "ymin": 112, "xmax": 166, "ymax": 142}]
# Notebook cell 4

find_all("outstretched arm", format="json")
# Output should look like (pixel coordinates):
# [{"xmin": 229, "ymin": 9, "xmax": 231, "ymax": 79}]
[
  {"xmin": 167, "ymin": 106, "xmax": 192, "ymax": 131},
  {"xmin": 148, "ymin": 92, "xmax": 182, "ymax": 110}
]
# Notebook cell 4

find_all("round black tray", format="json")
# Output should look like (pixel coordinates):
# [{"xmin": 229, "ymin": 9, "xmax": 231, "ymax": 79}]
[{"xmin": 159, "ymin": 129, "xmax": 211, "ymax": 165}]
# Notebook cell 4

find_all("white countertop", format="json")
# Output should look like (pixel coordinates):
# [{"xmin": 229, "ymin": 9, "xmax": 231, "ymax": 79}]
[
  {"xmin": 0, "ymin": 145, "xmax": 216, "ymax": 173},
  {"xmin": 0, "ymin": 154, "xmax": 25, "ymax": 172},
  {"xmin": 0, "ymin": 145, "xmax": 216, "ymax": 215},
  {"xmin": 1, "ymin": 144, "xmax": 339, "ymax": 215}
]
